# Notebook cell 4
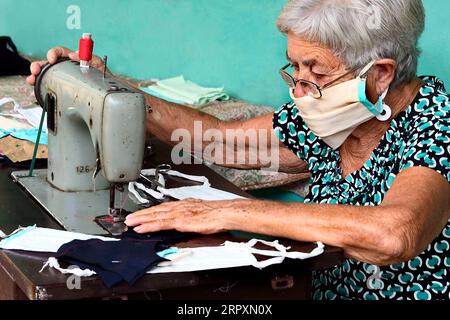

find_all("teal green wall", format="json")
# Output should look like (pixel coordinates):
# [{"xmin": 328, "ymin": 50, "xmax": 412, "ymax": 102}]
[
  {"xmin": 418, "ymin": 0, "xmax": 450, "ymax": 84},
  {"xmin": 0, "ymin": 0, "xmax": 448, "ymax": 108}
]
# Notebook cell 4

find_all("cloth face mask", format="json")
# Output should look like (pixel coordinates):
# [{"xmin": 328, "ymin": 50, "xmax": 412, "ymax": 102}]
[
  {"xmin": 151, "ymin": 238, "xmax": 325, "ymax": 273},
  {"xmin": 290, "ymin": 61, "xmax": 392, "ymax": 150},
  {"xmin": 0, "ymin": 225, "xmax": 116, "ymax": 252}
]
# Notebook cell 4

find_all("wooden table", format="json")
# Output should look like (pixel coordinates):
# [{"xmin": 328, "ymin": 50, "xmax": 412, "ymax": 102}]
[{"xmin": 0, "ymin": 138, "xmax": 343, "ymax": 300}]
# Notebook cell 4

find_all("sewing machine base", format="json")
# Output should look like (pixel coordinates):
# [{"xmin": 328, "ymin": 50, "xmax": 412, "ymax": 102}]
[{"xmin": 11, "ymin": 169, "xmax": 141, "ymax": 235}]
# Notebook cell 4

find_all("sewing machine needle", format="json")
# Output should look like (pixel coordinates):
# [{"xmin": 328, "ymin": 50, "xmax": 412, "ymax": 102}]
[
  {"xmin": 92, "ymin": 156, "xmax": 101, "ymax": 192},
  {"xmin": 103, "ymin": 55, "xmax": 108, "ymax": 79},
  {"xmin": 109, "ymin": 185, "xmax": 115, "ymax": 215}
]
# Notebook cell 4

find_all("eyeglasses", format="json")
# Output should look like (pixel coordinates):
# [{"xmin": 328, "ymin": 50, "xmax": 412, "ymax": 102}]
[{"xmin": 279, "ymin": 63, "xmax": 357, "ymax": 99}]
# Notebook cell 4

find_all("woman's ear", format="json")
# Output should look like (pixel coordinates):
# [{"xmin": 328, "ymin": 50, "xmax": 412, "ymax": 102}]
[{"xmin": 372, "ymin": 59, "xmax": 397, "ymax": 95}]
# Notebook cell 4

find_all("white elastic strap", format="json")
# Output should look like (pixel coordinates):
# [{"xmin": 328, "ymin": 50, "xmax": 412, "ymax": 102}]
[
  {"xmin": 252, "ymin": 256, "xmax": 285, "ymax": 269},
  {"xmin": 224, "ymin": 239, "xmax": 325, "ymax": 269},
  {"xmin": 0, "ymin": 230, "xmax": 7, "ymax": 239},
  {"xmin": 129, "ymin": 181, "xmax": 165, "ymax": 204},
  {"xmin": 248, "ymin": 239, "xmax": 325, "ymax": 260},
  {"xmin": 246, "ymin": 239, "xmax": 289, "ymax": 256},
  {"xmin": 140, "ymin": 169, "xmax": 210, "ymax": 187},
  {"xmin": 247, "ymin": 240, "xmax": 288, "ymax": 269},
  {"xmin": 129, "ymin": 169, "xmax": 211, "ymax": 203},
  {"xmin": 128, "ymin": 182, "xmax": 150, "ymax": 204},
  {"xmin": 40, "ymin": 257, "xmax": 96, "ymax": 277},
  {"xmin": 251, "ymin": 240, "xmax": 325, "ymax": 268},
  {"xmin": 376, "ymin": 87, "xmax": 392, "ymax": 121}
]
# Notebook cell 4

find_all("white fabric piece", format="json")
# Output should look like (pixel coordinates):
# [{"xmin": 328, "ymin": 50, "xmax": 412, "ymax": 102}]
[
  {"xmin": 0, "ymin": 98, "xmax": 46, "ymax": 130},
  {"xmin": 162, "ymin": 185, "xmax": 245, "ymax": 201},
  {"xmin": 17, "ymin": 105, "xmax": 47, "ymax": 130},
  {"xmin": 149, "ymin": 239, "xmax": 324, "ymax": 273},
  {"xmin": 148, "ymin": 246, "xmax": 255, "ymax": 273},
  {"xmin": 0, "ymin": 229, "xmax": 7, "ymax": 239},
  {"xmin": 0, "ymin": 226, "xmax": 117, "ymax": 253},
  {"xmin": 0, "ymin": 97, "xmax": 20, "ymax": 115},
  {"xmin": 129, "ymin": 169, "xmax": 245, "ymax": 202}
]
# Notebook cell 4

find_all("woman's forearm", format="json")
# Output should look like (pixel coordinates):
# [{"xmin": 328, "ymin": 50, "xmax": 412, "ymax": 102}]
[
  {"xmin": 145, "ymin": 93, "xmax": 221, "ymax": 145},
  {"xmin": 224, "ymin": 200, "xmax": 410, "ymax": 265},
  {"xmin": 145, "ymin": 94, "xmax": 305, "ymax": 172}
]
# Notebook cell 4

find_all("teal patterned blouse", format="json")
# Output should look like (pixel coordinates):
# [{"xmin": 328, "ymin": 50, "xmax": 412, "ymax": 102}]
[{"xmin": 273, "ymin": 77, "xmax": 450, "ymax": 300}]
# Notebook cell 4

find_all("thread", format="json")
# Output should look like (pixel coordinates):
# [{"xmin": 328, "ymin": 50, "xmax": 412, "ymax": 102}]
[{"xmin": 79, "ymin": 33, "xmax": 94, "ymax": 68}]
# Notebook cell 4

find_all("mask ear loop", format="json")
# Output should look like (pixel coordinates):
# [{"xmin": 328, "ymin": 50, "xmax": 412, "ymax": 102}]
[
  {"xmin": 359, "ymin": 61, "xmax": 392, "ymax": 122},
  {"xmin": 358, "ymin": 61, "xmax": 376, "ymax": 78},
  {"xmin": 376, "ymin": 87, "xmax": 392, "ymax": 121}
]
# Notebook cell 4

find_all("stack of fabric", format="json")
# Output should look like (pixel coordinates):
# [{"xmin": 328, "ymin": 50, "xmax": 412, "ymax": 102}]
[{"xmin": 140, "ymin": 75, "xmax": 229, "ymax": 106}]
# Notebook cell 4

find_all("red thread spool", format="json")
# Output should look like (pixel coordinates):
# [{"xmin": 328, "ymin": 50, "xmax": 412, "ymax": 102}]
[{"xmin": 79, "ymin": 33, "xmax": 94, "ymax": 62}]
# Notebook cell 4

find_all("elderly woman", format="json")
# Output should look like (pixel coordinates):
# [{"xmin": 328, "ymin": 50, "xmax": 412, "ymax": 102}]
[{"xmin": 28, "ymin": 0, "xmax": 449, "ymax": 300}]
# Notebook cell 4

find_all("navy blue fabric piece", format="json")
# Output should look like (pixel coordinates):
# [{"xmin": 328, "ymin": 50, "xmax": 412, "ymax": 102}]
[
  {"xmin": 121, "ymin": 229, "xmax": 192, "ymax": 242},
  {"xmin": 56, "ymin": 238, "xmax": 167, "ymax": 288}
]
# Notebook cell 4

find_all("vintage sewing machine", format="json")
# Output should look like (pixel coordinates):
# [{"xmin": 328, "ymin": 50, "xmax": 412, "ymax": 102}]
[{"xmin": 11, "ymin": 59, "xmax": 148, "ymax": 235}]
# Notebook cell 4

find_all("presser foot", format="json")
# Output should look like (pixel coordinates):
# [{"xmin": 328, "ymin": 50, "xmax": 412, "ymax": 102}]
[{"xmin": 94, "ymin": 208, "xmax": 131, "ymax": 237}]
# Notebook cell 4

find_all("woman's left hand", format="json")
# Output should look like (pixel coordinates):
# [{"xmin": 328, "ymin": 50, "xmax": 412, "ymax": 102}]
[{"xmin": 125, "ymin": 198, "xmax": 250, "ymax": 234}]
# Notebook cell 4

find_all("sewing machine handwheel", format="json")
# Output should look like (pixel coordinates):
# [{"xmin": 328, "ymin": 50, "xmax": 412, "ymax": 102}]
[{"xmin": 34, "ymin": 57, "xmax": 71, "ymax": 108}]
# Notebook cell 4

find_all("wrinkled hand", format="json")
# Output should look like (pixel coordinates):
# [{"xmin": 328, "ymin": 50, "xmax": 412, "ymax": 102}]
[
  {"xmin": 26, "ymin": 46, "xmax": 106, "ymax": 85},
  {"xmin": 125, "ymin": 198, "xmax": 249, "ymax": 234}
]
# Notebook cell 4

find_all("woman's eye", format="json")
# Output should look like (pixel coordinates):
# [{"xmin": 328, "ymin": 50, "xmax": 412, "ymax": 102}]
[{"xmin": 313, "ymin": 73, "xmax": 326, "ymax": 81}]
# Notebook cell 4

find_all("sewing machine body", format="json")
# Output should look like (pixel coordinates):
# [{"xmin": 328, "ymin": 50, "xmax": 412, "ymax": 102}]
[
  {"xmin": 37, "ymin": 60, "xmax": 146, "ymax": 191},
  {"xmin": 12, "ymin": 60, "xmax": 147, "ymax": 235}
]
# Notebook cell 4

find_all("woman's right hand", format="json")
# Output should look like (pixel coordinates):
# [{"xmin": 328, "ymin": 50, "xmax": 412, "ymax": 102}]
[{"xmin": 26, "ymin": 46, "xmax": 106, "ymax": 85}]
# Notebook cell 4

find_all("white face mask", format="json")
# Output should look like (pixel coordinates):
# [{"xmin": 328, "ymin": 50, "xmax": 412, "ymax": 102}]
[
  {"xmin": 150, "ymin": 239, "xmax": 325, "ymax": 272},
  {"xmin": 0, "ymin": 225, "xmax": 116, "ymax": 253},
  {"xmin": 128, "ymin": 169, "xmax": 245, "ymax": 203},
  {"xmin": 290, "ymin": 61, "xmax": 392, "ymax": 150}
]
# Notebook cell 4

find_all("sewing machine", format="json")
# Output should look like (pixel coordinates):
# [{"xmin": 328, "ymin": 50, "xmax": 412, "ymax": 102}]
[{"xmin": 11, "ymin": 59, "xmax": 147, "ymax": 235}]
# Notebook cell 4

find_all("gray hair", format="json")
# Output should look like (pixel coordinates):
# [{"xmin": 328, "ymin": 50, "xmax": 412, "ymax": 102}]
[{"xmin": 277, "ymin": 0, "xmax": 425, "ymax": 88}]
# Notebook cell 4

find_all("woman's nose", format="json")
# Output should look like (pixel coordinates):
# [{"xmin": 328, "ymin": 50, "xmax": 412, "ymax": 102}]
[
  {"xmin": 292, "ymin": 71, "xmax": 315, "ymax": 98},
  {"xmin": 293, "ymin": 83, "xmax": 309, "ymax": 98}
]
